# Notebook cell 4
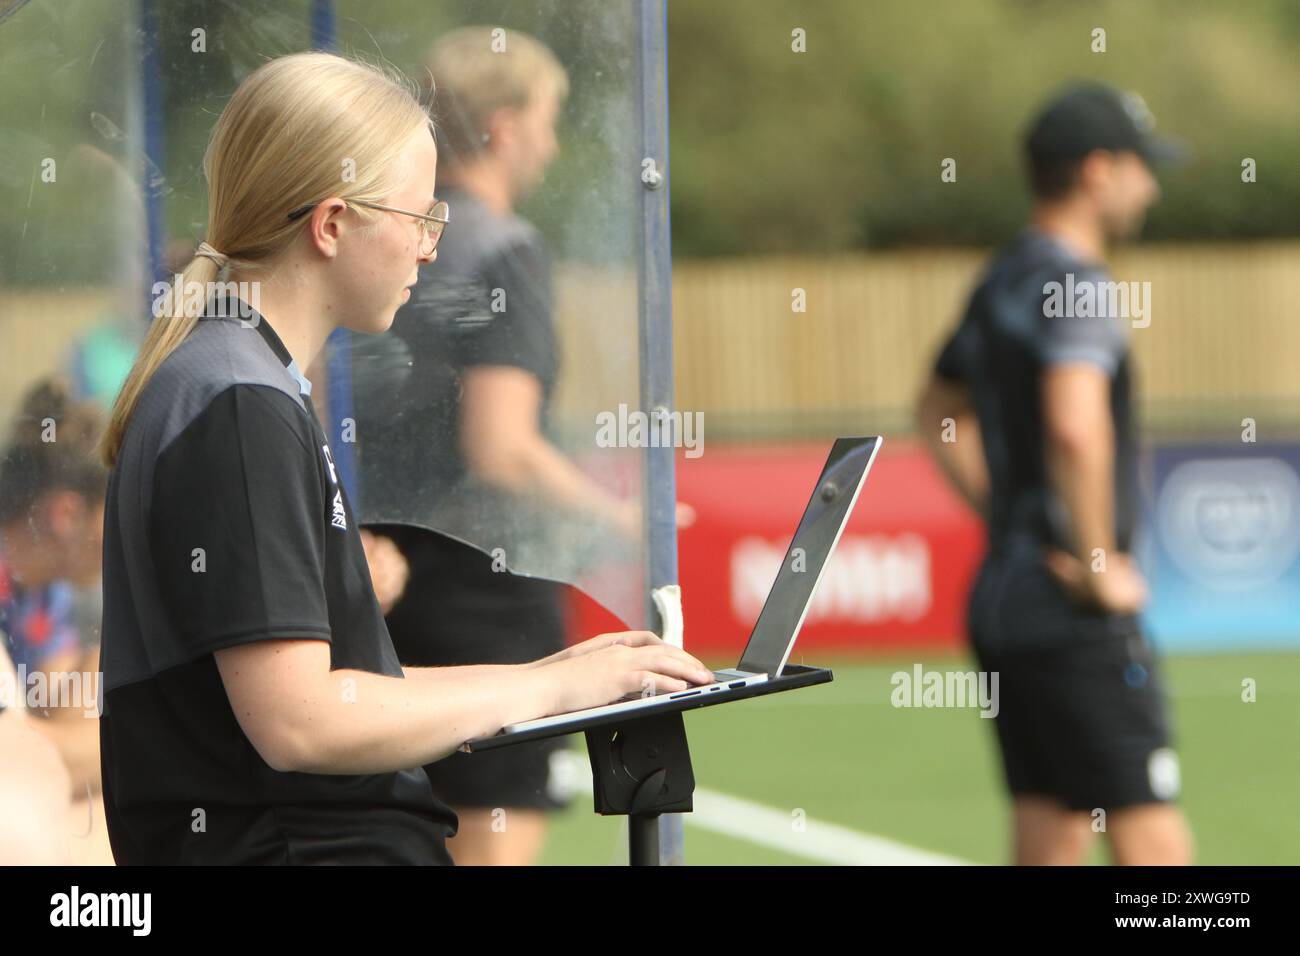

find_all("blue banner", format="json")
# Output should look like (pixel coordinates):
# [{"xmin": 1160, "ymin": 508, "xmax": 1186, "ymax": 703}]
[{"xmin": 1143, "ymin": 443, "xmax": 1300, "ymax": 652}]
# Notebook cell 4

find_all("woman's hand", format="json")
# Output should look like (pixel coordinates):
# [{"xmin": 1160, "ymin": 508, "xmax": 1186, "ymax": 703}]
[
  {"xmin": 538, "ymin": 639, "xmax": 715, "ymax": 716},
  {"xmin": 359, "ymin": 530, "xmax": 410, "ymax": 616},
  {"xmin": 526, "ymin": 629, "xmax": 664, "ymax": 669},
  {"xmin": 609, "ymin": 499, "xmax": 697, "ymax": 539}
]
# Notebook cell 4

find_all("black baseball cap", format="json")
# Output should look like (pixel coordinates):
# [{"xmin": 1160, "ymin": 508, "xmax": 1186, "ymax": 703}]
[{"xmin": 1026, "ymin": 83, "xmax": 1186, "ymax": 167}]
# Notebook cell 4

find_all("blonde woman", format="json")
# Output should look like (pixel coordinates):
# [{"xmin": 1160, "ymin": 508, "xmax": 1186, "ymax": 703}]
[{"xmin": 96, "ymin": 51, "xmax": 711, "ymax": 866}]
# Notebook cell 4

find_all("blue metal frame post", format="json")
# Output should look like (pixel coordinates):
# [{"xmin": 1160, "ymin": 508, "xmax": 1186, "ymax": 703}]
[
  {"xmin": 140, "ymin": 0, "xmax": 166, "ymax": 302},
  {"xmin": 634, "ymin": 0, "xmax": 682, "ymax": 866},
  {"xmin": 310, "ymin": 0, "xmax": 359, "ymax": 503}
]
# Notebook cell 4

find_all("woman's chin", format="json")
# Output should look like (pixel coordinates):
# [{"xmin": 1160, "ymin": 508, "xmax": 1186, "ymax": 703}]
[{"xmin": 343, "ymin": 310, "xmax": 397, "ymax": 336}]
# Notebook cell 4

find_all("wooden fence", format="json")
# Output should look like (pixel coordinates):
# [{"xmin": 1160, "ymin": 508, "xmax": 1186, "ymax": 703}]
[{"xmin": 3, "ymin": 241, "xmax": 1298, "ymax": 440}]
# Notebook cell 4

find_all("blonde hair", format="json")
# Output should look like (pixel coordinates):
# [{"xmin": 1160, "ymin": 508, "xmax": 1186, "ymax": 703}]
[
  {"xmin": 422, "ymin": 26, "xmax": 569, "ymax": 163},
  {"xmin": 100, "ymin": 51, "xmax": 432, "ymax": 466}
]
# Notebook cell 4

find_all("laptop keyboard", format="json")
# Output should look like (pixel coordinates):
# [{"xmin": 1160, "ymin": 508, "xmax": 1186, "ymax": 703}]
[{"xmin": 619, "ymin": 673, "xmax": 740, "ymax": 702}]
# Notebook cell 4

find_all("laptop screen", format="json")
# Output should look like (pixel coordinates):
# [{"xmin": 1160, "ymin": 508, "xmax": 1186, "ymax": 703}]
[{"xmin": 737, "ymin": 436, "xmax": 881, "ymax": 676}]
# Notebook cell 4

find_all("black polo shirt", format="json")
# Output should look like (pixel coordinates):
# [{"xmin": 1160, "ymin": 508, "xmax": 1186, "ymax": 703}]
[
  {"xmin": 99, "ymin": 294, "xmax": 457, "ymax": 865},
  {"xmin": 933, "ymin": 227, "xmax": 1139, "ymax": 557}
]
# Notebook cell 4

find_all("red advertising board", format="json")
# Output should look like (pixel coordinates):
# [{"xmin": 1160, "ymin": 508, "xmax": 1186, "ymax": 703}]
[{"xmin": 569, "ymin": 439, "xmax": 986, "ymax": 659}]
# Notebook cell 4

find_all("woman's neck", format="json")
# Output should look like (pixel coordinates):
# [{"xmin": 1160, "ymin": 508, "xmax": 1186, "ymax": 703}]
[{"xmin": 228, "ymin": 262, "xmax": 336, "ymax": 374}]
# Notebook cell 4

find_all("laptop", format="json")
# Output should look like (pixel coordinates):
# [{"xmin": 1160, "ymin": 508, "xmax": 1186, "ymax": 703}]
[{"xmin": 486, "ymin": 436, "xmax": 883, "ymax": 739}]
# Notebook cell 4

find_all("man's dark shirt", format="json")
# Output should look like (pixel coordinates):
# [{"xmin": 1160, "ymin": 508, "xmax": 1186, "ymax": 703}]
[{"xmin": 934, "ymin": 227, "xmax": 1139, "ymax": 558}]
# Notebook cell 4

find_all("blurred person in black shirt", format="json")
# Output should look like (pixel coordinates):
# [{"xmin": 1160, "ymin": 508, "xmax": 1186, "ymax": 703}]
[
  {"xmin": 916, "ymin": 84, "xmax": 1193, "ymax": 865},
  {"xmin": 358, "ymin": 28, "xmax": 642, "ymax": 866}
]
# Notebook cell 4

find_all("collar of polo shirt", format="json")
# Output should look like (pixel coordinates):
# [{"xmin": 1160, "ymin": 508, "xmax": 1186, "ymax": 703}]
[{"xmin": 203, "ymin": 291, "xmax": 313, "ymax": 398}]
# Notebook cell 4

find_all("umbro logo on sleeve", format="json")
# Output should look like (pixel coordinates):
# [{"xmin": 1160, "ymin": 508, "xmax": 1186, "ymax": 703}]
[
  {"xmin": 321, "ymin": 445, "xmax": 339, "ymax": 485},
  {"xmin": 320, "ymin": 445, "xmax": 347, "ymax": 530}
]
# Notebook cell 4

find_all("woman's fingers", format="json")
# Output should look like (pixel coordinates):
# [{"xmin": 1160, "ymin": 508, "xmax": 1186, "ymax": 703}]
[
  {"xmin": 631, "ymin": 672, "xmax": 690, "ymax": 695},
  {"xmin": 611, "ymin": 630, "xmax": 662, "ymax": 647},
  {"xmin": 550, "ymin": 634, "xmax": 715, "ymax": 711},
  {"xmin": 626, "ymin": 645, "xmax": 712, "ymax": 685}
]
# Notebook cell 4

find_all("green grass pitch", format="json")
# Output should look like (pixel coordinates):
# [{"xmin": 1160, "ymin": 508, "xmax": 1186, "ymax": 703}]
[{"xmin": 534, "ymin": 651, "xmax": 1300, "ymax": 865}]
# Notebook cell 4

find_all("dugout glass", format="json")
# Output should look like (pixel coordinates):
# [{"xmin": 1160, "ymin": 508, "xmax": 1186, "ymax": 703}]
[
  {"xmin": 0, "ymin": 0, "xmax": 652, "ymax": 632},
  {"xmin": 330, "ymin": 1, "xmax": 650, "ymax": 628}
]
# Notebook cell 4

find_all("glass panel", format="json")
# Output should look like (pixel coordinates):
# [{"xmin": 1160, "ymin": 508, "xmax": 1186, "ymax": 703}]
[
  {"xmin": 0, "ymin": 0, "xmax": 146, "ymax": 691},
  {"xmin": 333, "ymin": 1, "xmax": 647, "ymax": 626},
  {"xmin": 0, "ymin": 0, "xmax": 650, "ymax": 635}
]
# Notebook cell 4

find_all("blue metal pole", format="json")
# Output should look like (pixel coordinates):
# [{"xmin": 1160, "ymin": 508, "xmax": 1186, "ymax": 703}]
[
  {"xmin": 635, "ymin": 0, "xmax": 682, "ymax": 866},
  {"xmin": 140, "ymin": 0, "xmax": 166, "ymax": 303},
  {"xmin": 309, "ymin": 0, "xmax": 359, "ymax": 503},
  {"xmin": 309, "ymin": 0, "xmax": 335, "ymax": 49}
]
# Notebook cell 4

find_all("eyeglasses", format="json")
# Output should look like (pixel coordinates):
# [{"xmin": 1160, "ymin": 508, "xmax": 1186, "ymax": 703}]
[{"xmin": 287, "ymin": 198, "xmax": 450, "ymax": 255}]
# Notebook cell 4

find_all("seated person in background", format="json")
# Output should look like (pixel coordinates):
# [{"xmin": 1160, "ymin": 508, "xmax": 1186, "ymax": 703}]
[
  {"xmin": 0, "ymin": 376, "xmax": 113, "ymax": 864},
  {"xmin": 0, "ymin": 639, "xmax": 72, "ymax": 864}
]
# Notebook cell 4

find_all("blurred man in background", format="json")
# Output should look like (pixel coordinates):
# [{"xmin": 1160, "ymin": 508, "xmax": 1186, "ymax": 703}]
[{"xmin": 916, "ymin": 84, "xmax": 1194, "ymax": 865}]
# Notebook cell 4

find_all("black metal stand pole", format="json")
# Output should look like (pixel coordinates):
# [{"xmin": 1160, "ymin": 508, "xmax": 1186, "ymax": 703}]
[
  {"xmin": 628, "ymin": 815, "xmax": 662, "ymax": 867},
  {"xmin": 584, "ymin": 711, "xmax": 694, "ymax": 866}
]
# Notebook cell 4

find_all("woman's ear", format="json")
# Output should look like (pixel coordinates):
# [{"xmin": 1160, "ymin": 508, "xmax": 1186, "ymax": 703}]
[{"xmin": 308, "ymin": 198, "xmax": 351, "ymax": 259}]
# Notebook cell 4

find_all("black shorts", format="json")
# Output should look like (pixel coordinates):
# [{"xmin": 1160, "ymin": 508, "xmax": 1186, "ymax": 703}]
[
  {"xmin": 375, "ymin": 525, "xmax": 574, "ymax": 812},
  {"xmin": 969, "ymin": 555, "xmax": 1181, "ymax": 812},
  {"xmin": 422, "ymin": 738, "xmax": 571, "ymax": 811}
]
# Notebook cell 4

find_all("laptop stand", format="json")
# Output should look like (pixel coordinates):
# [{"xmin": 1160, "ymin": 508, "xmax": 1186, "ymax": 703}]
[
  {"xmin": 587, "ymin": 711, "xmax": 694, "ymax": 865},
  {"xmin": 463, "ymin": 663, "xmax": 834, "ymax": 865}
]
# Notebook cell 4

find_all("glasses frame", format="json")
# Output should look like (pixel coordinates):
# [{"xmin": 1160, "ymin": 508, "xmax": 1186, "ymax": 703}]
[{"xmin": 286, "ymin": 198, "xmax": 450, "ymax": 255}]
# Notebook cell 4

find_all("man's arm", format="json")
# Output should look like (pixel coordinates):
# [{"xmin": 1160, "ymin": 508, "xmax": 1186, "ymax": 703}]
[
  {"xmin": 1042, "ymin": 363, "xmax": 1116, "ymax": 562},
  {"xmin": 1041, "ymin": 363, "xmax": 1146, "ymax": 612},
  {"xmin": 915, "ymin": 374, "xmax": 990, "ymax": 518}
]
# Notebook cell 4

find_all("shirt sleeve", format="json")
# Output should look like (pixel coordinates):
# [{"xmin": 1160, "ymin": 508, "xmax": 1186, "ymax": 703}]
[
  {"xmin": 1037, "ymin": 267, "xmax": 1127, "ymax": 375},
  {"xmin": 452, "ymin": 237, "xmax": 557, "ymax": 384},
  {"xmin": 149, "ymin": 384, "xmax": 331, "ymax": 655}
]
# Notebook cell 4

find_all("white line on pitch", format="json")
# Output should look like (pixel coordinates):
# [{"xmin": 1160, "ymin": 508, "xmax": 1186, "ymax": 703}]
[{"xmin": 685, "ymin": 788, "xmax": 972, "ymax": 865}]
